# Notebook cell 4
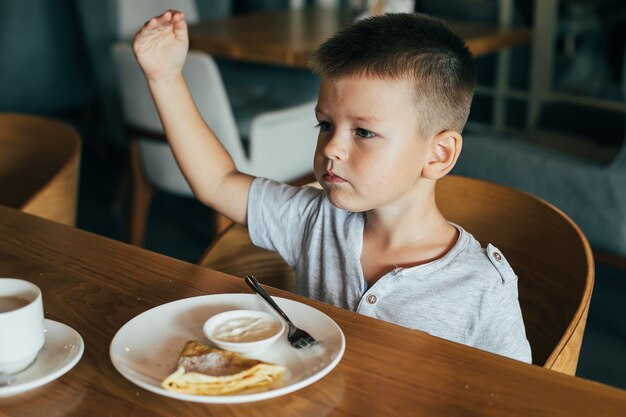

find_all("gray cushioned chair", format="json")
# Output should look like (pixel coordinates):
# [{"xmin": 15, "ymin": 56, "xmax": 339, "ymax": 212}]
[{"xmin": 454, "ymin": 50, "xmax": 626, "ymax": 259}]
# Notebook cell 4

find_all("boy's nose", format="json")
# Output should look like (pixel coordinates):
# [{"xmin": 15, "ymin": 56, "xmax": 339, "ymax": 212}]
[{"xmin": 322, "ymin": 135, "xmax": 348, "ymax": 161}]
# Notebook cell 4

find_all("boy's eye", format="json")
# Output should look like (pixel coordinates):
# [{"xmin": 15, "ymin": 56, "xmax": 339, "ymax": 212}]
[
  {"xmin": 355, "ymin": 128, "xmax": 375, "ymax": 139},
  {"xmin": 315, "ymin": 121, "xmax": 333, "ymax": 132}
]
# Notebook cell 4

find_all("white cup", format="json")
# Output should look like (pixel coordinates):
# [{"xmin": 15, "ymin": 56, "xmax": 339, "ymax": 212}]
[{"xmin": 0, "ymin": 278, "xmax": 45, "ymax": 374}]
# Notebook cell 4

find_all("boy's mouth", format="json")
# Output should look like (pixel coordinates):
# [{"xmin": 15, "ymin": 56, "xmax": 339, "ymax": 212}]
[{"xmin": 323, "ymin": 171, "xmax": 345, "ymax": 183}]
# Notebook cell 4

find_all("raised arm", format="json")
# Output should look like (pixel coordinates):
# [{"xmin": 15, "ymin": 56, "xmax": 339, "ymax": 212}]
[{"xmin": 133, "ymin": 10, "xmax": 252, "ymax": 226}]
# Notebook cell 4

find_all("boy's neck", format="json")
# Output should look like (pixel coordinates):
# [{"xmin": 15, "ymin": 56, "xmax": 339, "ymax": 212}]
[
  {"xmin": 363, "ymin": 206, "xmax": 454, "ymax": 252},
  {"xmin": 360, "ymin": 191, "xmax": 458, "ymax": 284},
  {"xmin": 362, "ymin": 187, "xmax": 448, "ymax": 246}
]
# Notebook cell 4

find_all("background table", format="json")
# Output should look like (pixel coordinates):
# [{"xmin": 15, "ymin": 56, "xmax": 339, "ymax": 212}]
[
  {"xmin": 1, "ymin": 205, "xmax": 625, "ymax": 416},
  {"xmin": 188, "ymin": 8, "xmax": 533, "ymax": 68}
]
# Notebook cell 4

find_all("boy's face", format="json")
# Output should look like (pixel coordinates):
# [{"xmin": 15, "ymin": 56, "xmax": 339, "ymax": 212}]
[{"xmin": 314, "ymin": 76, "xmax": 433, "ymax": 213}]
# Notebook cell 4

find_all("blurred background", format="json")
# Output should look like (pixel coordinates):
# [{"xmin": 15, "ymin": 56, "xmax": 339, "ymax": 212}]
[{"xmin": 1, "ymin": 0, "xmax": 625, "ymax": 390}]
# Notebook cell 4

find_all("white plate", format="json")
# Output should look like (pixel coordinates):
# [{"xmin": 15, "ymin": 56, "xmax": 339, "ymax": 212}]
[
  {"xmin": 0, "ymin": 319, "xmax": 84, "ymax": 397},
  {"xmin": 110, "ymin": 294, "xmax": 345, "ymax": 403}
]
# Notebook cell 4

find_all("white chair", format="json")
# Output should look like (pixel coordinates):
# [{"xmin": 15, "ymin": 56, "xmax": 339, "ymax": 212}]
[
  {"xmin": 77, "ymin": 0, "xmax": 318, "ymax": 244},
  {"xmin": 113, "ymin": 0, "xmax": 317, "ymax": 140},
  {"xmin": 115, "ymin": 0, "xmax": 201, "ymax": 40},
  {"xmin": 75, "ymin": 0, "xmax": 232, "ymax": 147},
  {"xmin": 112, "ymin": 42, "xmax": 318, "ymax": 245}
]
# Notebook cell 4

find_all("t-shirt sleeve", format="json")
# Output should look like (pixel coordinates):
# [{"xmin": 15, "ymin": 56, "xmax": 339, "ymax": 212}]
[
  {"xmin": 474, "ymin": 278, "xmax": 533, "ymax": 364},
  {"xmin": 247, "ymin": 177, "xmax": 323, "ymax": 267},
  {"xmin": 467, "ymin": 244, "xmax": 532, "ymax": 363}
]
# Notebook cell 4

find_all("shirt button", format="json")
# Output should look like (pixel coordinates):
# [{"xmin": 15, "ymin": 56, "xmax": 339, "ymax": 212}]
[
  {"xmin": 367, "ymin": 294, "xmax": 377, "ymax": 304},
  {"xmin": 493, "ymin": 251, "xmax": 502, "ymax": 261}
]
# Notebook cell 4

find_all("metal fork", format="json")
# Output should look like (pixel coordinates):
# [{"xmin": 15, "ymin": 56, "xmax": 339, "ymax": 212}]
[{"xmin": 245, "ymin": 275, "xmax": 319, "ymax": 349}]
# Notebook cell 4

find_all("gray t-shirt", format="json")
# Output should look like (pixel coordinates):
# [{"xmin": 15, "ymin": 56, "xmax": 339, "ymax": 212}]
[{"xmin": 248, "ymin": 177, "xmax": 532, "ymax": 363}]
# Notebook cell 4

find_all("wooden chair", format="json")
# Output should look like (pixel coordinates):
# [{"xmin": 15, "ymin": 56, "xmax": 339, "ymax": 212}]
[
  {"xmin": 0, "ymin": 113, "xmax": 81, "ymax": 226},
  {"xmin": 198, "ymin": 175, "xmax": 594, "ymax": 375}
]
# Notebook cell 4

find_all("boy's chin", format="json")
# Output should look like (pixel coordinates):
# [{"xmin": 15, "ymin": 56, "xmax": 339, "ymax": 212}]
[{"xmin": 324, "ymin": 191, "xmax": 370, "ymax": 213}]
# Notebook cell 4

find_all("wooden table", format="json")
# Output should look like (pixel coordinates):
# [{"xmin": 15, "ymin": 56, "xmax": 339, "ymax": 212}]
[
  {"xmin": 1, "ymin": 205, "xmax": 626, "ymax": 416},
  {"xmin": 188, "ymin": 7, "xmax": 533, "ymax": 67}
]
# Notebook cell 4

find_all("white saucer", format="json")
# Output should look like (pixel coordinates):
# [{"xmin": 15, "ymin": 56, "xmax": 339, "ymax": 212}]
[{"xmin": 0, "ymin": 319, "xmax": 84, "ymax": 397}]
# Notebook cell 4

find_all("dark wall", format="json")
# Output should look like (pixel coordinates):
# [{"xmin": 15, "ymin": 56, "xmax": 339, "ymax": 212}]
[{"xmin": 0, "ymin": 0, "xmax": 96, "ymax": 115}]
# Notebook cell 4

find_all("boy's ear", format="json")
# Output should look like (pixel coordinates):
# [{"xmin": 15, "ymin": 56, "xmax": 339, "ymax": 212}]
[{"xmin": 422, "ymin": 130, "xmax": 463, "ymax": 180}]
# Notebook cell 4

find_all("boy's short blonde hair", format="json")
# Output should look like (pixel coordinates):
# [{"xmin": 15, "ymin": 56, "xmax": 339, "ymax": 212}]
[{"xmin": 308, "ymin": 13, "xmax": 476, "ymax": 139}]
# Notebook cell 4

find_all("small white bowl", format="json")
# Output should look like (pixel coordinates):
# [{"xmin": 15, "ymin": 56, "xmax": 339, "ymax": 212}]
[{"xmin": 203, "ymin": 309, "xmax": 285, "ymax": 353}]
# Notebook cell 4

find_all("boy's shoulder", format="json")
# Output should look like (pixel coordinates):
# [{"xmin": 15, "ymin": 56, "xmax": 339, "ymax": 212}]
[
  {"xmin": 250, "ymin": 177, "xmax": 346, "ymax": 217},
  {"xmin": 450, "ymin": 227, "xmax": 518, "ymax": 288},
  {"xmin": 250, "ymin": 177, "xmax": 324, "ymax": 209},
  {"xmin": 483, "ymin": 243, "xmax": 517, "ymax": 284},
  {"xmin": 482, "ymin": 243, "xmax": 518, "ymax": 285}
]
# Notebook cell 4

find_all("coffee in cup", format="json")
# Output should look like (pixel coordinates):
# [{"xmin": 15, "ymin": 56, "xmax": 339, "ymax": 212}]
[{"xmin": 0, "ymin": 278, "xmax": 45, "ymax": 374}]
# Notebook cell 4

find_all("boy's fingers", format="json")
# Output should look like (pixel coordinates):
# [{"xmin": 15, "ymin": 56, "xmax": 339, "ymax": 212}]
[
  {"xmin": 172, "ymin": 11, "xmax": 185, "ymax": 22},
  {"xmin": 141, "ymin": 10, "xmax": 180, "ymax": 28},
  {"xmin": 161, "ymin": 9, "xmax": 185, "ymax": 20},
  {"xmin": 172, "ymin": 14, "xmax": 187, "ymax": 32},
  {"xmin": 139, "ymin": 17, "xmax": 156, "ymax": 33},
  {"xmin": 146, "ymin": 10, "xmax": 184, "ymax": 27},
  {"xmin": 136, "ymin": 10, "xmax": 186, "ymax": 42}
]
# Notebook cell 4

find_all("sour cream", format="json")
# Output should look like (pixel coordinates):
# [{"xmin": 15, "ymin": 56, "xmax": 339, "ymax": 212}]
[
  {"xmin": 204, "ymin": 309, "xmax": 285, "ymax": 353},
  {"xmin": 213, "ymin": 316, "xmax": 282, "ymax": 343}
]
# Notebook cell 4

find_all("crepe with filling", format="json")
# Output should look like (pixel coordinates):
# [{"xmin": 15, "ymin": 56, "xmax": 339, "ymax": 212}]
[{"xmin": 161, "ymin": 340, "xmax": 285, "ymax": 395}]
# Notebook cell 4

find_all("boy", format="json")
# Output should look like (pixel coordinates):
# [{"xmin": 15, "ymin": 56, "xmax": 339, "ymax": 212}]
[{"xmin": 133, "ymin": 10, "xmax": 531, "ymax": 363}]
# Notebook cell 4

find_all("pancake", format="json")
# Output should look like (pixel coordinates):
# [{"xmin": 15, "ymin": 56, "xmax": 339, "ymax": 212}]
[{"xmin": 161, "ymin": 340, "xmax": 285, "ymax": 395}]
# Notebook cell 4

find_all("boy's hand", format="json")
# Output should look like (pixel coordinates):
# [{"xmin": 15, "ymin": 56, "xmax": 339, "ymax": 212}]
[{"xmin": 133, "ymin": 10, "xmax": 188, "ymax": 82}]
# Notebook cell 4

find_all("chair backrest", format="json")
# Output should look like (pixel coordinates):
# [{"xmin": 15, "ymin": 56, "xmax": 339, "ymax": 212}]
[
  {"xmin": 111, "ymin": 42, "xmax": 249, "ymax": 179},
  {"xmin": 200, "ymin": 223, "xmax": 297, "ymax": 292},
  {"xmin": 199, "ymin": 175, "xmax": 594, "ymax": 375},
  {"xmin": 436, "ymin": 175, "xmax": 593, "ymax": 374},
  {"xmin": 0, "ymin": 113, "xmax": 82, "ymax": 226},
  {"xmin": 115, "ymin": 0, "xmax": 200, "ymax": 40}
]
